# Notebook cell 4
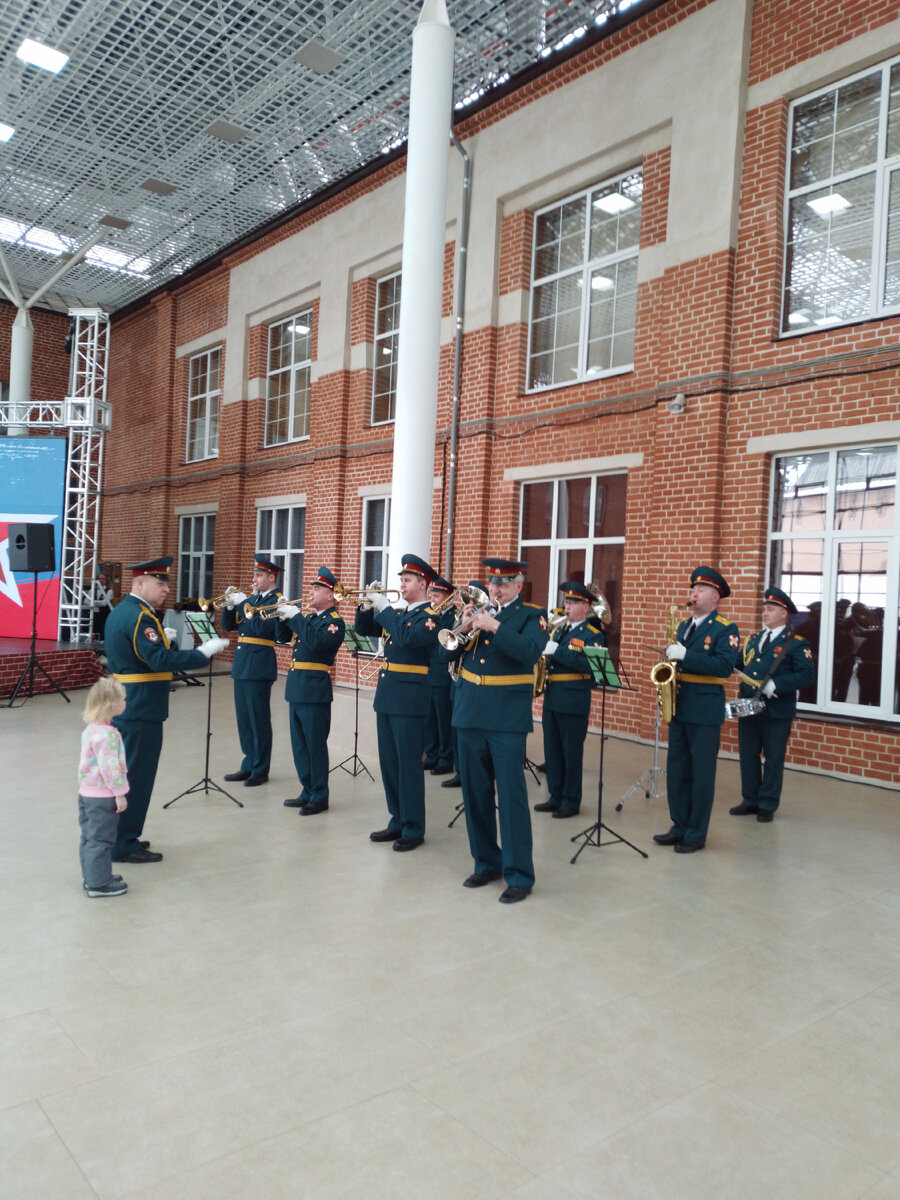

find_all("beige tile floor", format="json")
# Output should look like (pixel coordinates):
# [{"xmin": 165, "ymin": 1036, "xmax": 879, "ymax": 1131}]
[{"xmin": 1, "ymin": 676, "xmax": 898, "ymax": 1199}]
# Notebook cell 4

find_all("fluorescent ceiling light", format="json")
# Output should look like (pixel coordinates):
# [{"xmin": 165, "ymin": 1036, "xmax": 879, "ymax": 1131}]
[
  {"xmin": 290, "ymin": 322, "xmax": 309, "ymax": 335},
  {"xmin": 86, "ymin": 246, "xmax": 150, "ymax": 277},
  {"xmin": 16, "ymin": 38, "xmax": 69, "ymax": 74},
  {"xmin": 593, "ymin": 193, "xmax": 635, "ymax": 215},
  {"xmin": 0, "ymin": 123, "xmax": 14, "ymax": 143},
  {"xmin": 814, "ymin": 314, "xmax": 841, "ymax": 326},
  {"xmin": 787, "ymin": 309, "xmax": 812, "ymax": 326},
  {"xmin": 0, "ymin": 214, "xmax": 149, "ymax": 276},
  {"xmin": 807, "ymin": 193, "xmax": 850, "ymax": 216},
  {"xmin": 591, "ymin": 275, "xmax": 614, "ymax": 291}
]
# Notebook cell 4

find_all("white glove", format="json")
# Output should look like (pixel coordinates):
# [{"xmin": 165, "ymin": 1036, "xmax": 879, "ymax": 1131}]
[
  {"xmin": 762, "ymin": 679, "xmax": 776, "ymax": 697},
  {"xmin": 544, "ymin": 640, "xmax": 558, "ymax": 656},
  {"xmin": 277, "ymin": 604, "xmax": 300, "ymax": 620},
  {"xmin": 371, "ymin": 592, "xmax": 390, "ymax": 614},
  {"xmin": 198, "ymin": 637, "xmax": 230, "ymax": 659},
  {"xmin": 666, "ymin": 643, "xmax": 686, "ymax": 661},
  {"xmin": 227, "ymin": 591, "xmax": 248, "ymax": 609},
  {"xmin": 164, "ymin": 626, "xmax": 178, "ymax": 642}
]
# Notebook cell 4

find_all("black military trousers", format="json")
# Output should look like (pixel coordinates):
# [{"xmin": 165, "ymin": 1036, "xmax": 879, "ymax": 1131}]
[
  {"xmin": 738, "ymin": 713, "xmax": 792, "ymax": 812},
  {"xmin": 113, "ymin": 718, "xmax": 164, "ymax": 856},
  {"xmin": 665, "ymin": 719, "xmax": 721, "ymax": 847}
]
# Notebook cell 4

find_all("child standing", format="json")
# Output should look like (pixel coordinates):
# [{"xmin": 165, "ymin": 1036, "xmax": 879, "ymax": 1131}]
[{"xmin": 78, "ymin": 676, "xmax": 130, "ymax": 897}]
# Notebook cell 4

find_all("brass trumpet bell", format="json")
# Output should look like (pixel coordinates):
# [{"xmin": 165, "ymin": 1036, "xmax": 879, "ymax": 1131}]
[
  {"xmin": 197, "ymin": 586, "xmax": 240, "ymax": 612},
  {"xmin": 334, "ymin": 580, "xmax": 400, "ymax": 603}
]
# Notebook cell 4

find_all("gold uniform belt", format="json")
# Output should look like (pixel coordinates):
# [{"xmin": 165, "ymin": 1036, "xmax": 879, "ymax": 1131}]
[
  {"xmin": 114, "ymin": 672, "xmax": 173, "ymax": 683},
  {"xmin": 380, "ymin": 662, "xmax": 428, "ymax": 675},
  {"xmin": 678, "ymin": 673, "xmax": 729, "ymax": 685},
  {"xmin": 548, "ymin": 672, "xmax": 592, "ymax": 682},
  {"xmin": 238, "ymin": 636, "xmax": 276, "ymax": 647},
  {"xmin": 290, "ymin": 661, "xmax": 331, "ymax": 671},
  {"xmin": 460, "ymin": 667, "xmax": 534, "ymax": 686}
]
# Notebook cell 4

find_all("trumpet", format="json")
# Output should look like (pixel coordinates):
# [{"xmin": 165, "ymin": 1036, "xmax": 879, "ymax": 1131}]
[
  {"xmin": 243, "ymin": 597, "xmax": 303, "ymax": 619},
  {"xmin": 430, "ymin": 584, "xmax": 484, "ymax": 615},
  {"xmin": 334, "ymin": 580, "xmax": 400, "ymax": 606},
  {"xmin": 197, "ymin": 586, "xmax": 240, "ymax": 612},
  {"xmin": 437, "ymin": 586, "xmax": 491, "ymax": 652}
]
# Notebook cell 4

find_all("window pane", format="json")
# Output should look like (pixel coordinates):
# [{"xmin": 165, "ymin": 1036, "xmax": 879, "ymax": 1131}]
[
  {"xmin": 884, "ymin": 168, "xmax": 900, "ymax": 307},
  {"xmin": 522, "ymin": 481, "xmax": 553, "ymax": 539},
  {"xmin": 773, "ymin": 454, "xmax": 828, "ymax": 532},
  {"xmin": 290, "ymin": 507, "xmax": 306, "ymax": 550},
  {"xmin": 833, "ymin": 541, "xmax": 888, "ymax": 705},
  {"xmin": 595, "ymin": 474, "xmax": 627, "ymax": 537},
  {"xmin": 365, "ymin": 498, "xmax": 386, "ymax": 546},
  {"xmin": 589, "ymin": 542, "xmax": 624, "ymax": 657},
  {"xmin": 258, "ymin": 509, "xmax": 272, "ymax": 548},
  {"xmin": 520, "ymin": 542, "xmax": 551, "ymax": 605},
  {"xmin": 556, "ymin": 477, "xmax": 591, "ymax": 538},
  {"xmin": 771, "ymin": 537, "xmax": 825, "ymax": 613},
  {"xmin": 274, "ymin": 508, "xmax": 288, "ymax": 548},
  {"xmin": 889, "ymin": 63, "xmax": 900, "ymax": 158},
  {"xmin": 835, "ymin": 447, "xmax": 896, "ymax": 530}
]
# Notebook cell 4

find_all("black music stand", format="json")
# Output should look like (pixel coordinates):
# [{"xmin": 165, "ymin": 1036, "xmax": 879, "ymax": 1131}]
[
  {"xmin": 165, "ymin": 612, "xmax": 241, "ymax": 809},
  {"xmin": 331, "ymin": 628, "xmax": 374, "ymax": 780},
  {"xmin": 570, "ymin": 645, "xmax": 647, "ymax": 864},
  {"xmin": 6, "ymin": 571, "xmax": 71, "ymax": 707}
]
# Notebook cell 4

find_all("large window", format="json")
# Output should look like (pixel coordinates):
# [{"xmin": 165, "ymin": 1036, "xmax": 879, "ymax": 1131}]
[
  {"xmin": 186, "ymin": 348, "xmax": 220, "ymax": 462},
  {"xmin": 519, "ymin": 473, "xmax": 627, "ymax": 654},
  {"xmin": 256, "ymin": 505, "xmax": 306, "ymax": 599},
  {"xmin": 783, "ymin": 58, "xmax": 900, "ymax": 333},
  {"xmin": 372, "ymin": 273, "xmax": 400, "ymax": 424},
  {"xmin": 265, "ymin": 311, "xmax": 312, "ymax": 445},
  {"xmin": 361, "ymin": 496, "xmax": 391, "ymax": 586},
  {"xmin": 178, "ymin": 513, "xmax": 215, "ymax": 602},
  {"xmin": 770, "ymin": 445, "xmax": 900, "ymax": 718},
  {"xmin": 527, "ymin": 169, "xmax": 642, "ymax": 391}
]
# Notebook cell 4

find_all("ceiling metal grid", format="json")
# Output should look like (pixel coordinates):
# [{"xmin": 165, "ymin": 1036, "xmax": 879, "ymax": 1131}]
[{"xmin": 0, "ymin": 0, "xmax": 651, "ymax": 314}]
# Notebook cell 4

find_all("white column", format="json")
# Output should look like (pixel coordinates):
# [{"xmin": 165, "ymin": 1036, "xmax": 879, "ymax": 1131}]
[
  {"xmin": 7, "ymin": 307, "xmax": 33, "ymax": 436},
  {"xmin": 387, "ymin": 0, "xmax": 455, "ymax": 581}
]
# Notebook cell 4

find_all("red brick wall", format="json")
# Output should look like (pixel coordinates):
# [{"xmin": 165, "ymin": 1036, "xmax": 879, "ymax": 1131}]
[
  {"xmin": 93, "ymin": 0, "xmax": 900, "ymax": 789},
  {"xmin": 748, "ymin": 0, "xmax": 899, "ymax": 87}
]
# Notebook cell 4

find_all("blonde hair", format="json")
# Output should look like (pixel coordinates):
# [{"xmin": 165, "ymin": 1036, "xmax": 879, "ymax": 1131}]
[{"xmin": 82, "ymin": 675, "xmax": 126, "ymax": 724}]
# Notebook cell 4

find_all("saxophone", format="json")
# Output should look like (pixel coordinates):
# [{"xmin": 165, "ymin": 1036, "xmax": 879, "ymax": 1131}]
[
  {"xmin": 649, "ymin": 604, "xmax": 680, "ymax": 723},
  {"xmin": 533, "ymin": 610, "xmax": 567, "ymax": 697}
]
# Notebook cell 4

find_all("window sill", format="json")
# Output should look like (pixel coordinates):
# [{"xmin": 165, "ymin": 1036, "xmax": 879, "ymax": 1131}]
[
  {"xmin": 262, "ymin": 435, "xmax": 311, "ymax": 449},
  {"xmin": 796, "ymin": 707, "xmax": 899, "ymax": 733},
  {"xmin": 184, "ymin": 454, "xmax": 219, "ymax": 465},
  {"xmin": 525, "ymin": 364, "xmax": 633, "ymax": 396}
]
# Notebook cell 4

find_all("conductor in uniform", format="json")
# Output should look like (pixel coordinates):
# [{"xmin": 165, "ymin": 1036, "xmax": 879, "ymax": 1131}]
[
  {"xmin": 220, "ymin": 556, "xmax": 283, "ymax": 786},
  {"xmin": 444, "ymin": 557, "xmax": 546, "ymax": 903},
  {"xmin": 534, "ymin": 581, "xmax": 606, "ymax": 819},
  {"xmin": 731, "ymin": 586, "xmax": 815, "ymax": 822},
  {"xmin": 104, "ymin": 557, "xmax": 229, "ymax": 862},
  {"xmin": 654, "ymin": 565, "xmax": 739, "ymax": 853},
  {"xmin": 355, "ymin": 553, "xmax": 441, "ymax": 851},
  {"xmin": 278, "ymin": 566, "xmax": 345, "ymax": 815}
]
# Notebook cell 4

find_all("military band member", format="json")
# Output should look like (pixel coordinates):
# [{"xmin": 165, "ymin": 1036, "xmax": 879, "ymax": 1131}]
[
  {"xmin": 220, "ymin": 556, "xmax": 283, "ymax": 787},
  {"xmin": 534, "ymin": 581, "xmax": 606, "ymax": 819},
  {"xmin": 278, "ymin": 566, "xmax": 345, "ymax": 815},
  {"xmin": 731, "ymin": 586, "xmax": 815, "ymax": 822},
  {"xmin": 445, "ymin": 557, "xmax": 546, "ymax": 903},
  {"xmin": 104, "ymin": 556, "xmax": 229, "ymax": 862},
  {"xmin": 355, "ymin": 553, "xmax": 441, "ymax": 850},
  {"xmin": 654, "ymin": 566, "xmax": 739, "ymax": 853},
  {"xmin": 440, "ymin": 579, "xmax": 488, "ymax": 792},
  {"xmin": 422, "ymin": 574, "xmax": 456, "ymax": 776}
]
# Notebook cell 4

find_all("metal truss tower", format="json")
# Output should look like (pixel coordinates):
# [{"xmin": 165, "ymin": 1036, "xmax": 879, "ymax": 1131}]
[{"xmin": 58, "ymin": 308, "xmax": 111, "ymax": 643}]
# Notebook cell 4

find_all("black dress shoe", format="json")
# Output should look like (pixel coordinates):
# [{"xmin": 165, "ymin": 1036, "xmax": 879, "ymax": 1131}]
[
  {"xmin": 533, "ymin": 800, "xmax": 559, "ymax": 813},
  {"xmin": 422, "ymin": 760, "xmax": 437, "ymax": 770},
  {"xmin": 441, "ymin": 775, "xmax": 462, "ymax": 788},
  {"xmin": 139, "ymin": 840, "xmax": 151, "ymax": 849},
  {"xmin": 300, "ymin": 802, "xmax": 328, "ymax": 815},
  {"xmin": 224, "ymin": 771, "xmax": 251, "ymax": 782},
  {"xmin": 113, "ymin": 848, "xmax": 164, "ymax": 863},
  {"xmin": 370, "ymin": 828, "xmax": 402, "ymax": 842},
  {"xmin": 244, "ymin": 774, "xmax": 269, "ymax": 787},
  {"xmin": 674, "ymin": 842, "xmax": 704, "ymax": 853},
  {"xmin": 757, "ymin": 810, "xmax": 774, "ymax": 822},
  {"xmin": 652, "ymin": 830, "xmax": 684, "ymax": 845},
  {"xmin": 283, "ymin": 796, "xmax": 306, "ymax": 808},
  {"xmin": 729, "ymin": 803, "xmax": 759, "ymax": 816},
  {"xmin": 552, "ymin": 808, "xmax": 580, "ymax": 819},
  {"xmin": 430, "ymin": 765, "xmax": 453, "ymax": 776},
  {"xmin": 393, "ymin": 836, "xmax": 424, "ymax": 851},
  {"xmin": 499, "ymin": 885, "xmax": 531, "ymax": 904},
  {"xmin": 463, "ymin": 871, "xmax": 502, "ymax": 888}
]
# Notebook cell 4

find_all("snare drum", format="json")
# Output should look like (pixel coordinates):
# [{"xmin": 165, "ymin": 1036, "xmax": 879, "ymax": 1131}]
[{"xmin": 724, "ymin": 697, "xmax": 766, "ymax": 719}]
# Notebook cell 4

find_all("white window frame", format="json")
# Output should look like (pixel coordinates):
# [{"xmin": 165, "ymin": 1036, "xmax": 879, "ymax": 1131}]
[
  {"xmin": 265, "ymin": 310, "xmax": 313, "ymax": 446},
  {"xmin": 371, "ymin": 272, "xmax": 400, "ymax": 425},
  {"xmin": 526, "ymin": 168, "xmax": 642, "ymax": 393},
  {"xmin": 518, "ymin": 472, "xmax": 626, "ymax": 651},
  {"xmin": 782, "ymin": 56, "xmax": 900, "ymax": 335},
  {"xmin": 256, "ymin": 504, "xmax": 306, "ymax": 600},
  {"xmin": 768, "ymin": 443, "xmax": 900, "ymax": 720},
  {"xmin": 186, "ymin": 347, "xmax": 220, "ymax": 462},
  {"xmin": 178, "ymin": 512, "xmax": 216, "ymax": 601},
  {"xmin": 360, "ymin": 495, "xmax": 391, "ymax": 588}
]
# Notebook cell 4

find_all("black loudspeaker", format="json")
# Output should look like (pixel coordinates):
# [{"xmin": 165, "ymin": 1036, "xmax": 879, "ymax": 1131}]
[{"xmin": 8, "ymin": 523, "xmax": 56, "ymax": 573}]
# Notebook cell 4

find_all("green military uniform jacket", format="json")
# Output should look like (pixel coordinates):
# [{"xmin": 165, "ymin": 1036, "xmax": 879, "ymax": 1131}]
[
  {"xmin": 220, "ymin": 590, "xmax": 281, "ymax": 682},
  {"xmin": 739, "ymin": 628, "xmax": 815, "ymax": 719},
  {"xmin": 675, "ymin": 610, "xmax": 739, "ymax": 725},
  {"xmin": 543, "ymin": 619, "xmax": 606, "ymax": 716},
  {"xmin": 283, "ymin": 607, "xmax": 345, "ymax": 703},
  {"xmin": 355, "ymin": 601, "xmax": 439, "ymax": 716}
]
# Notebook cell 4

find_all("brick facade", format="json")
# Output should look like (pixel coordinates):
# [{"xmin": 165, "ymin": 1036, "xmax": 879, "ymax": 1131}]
[{"xmin": 5, "ymin": 0, "xmax": 898, "ymax": 787}]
